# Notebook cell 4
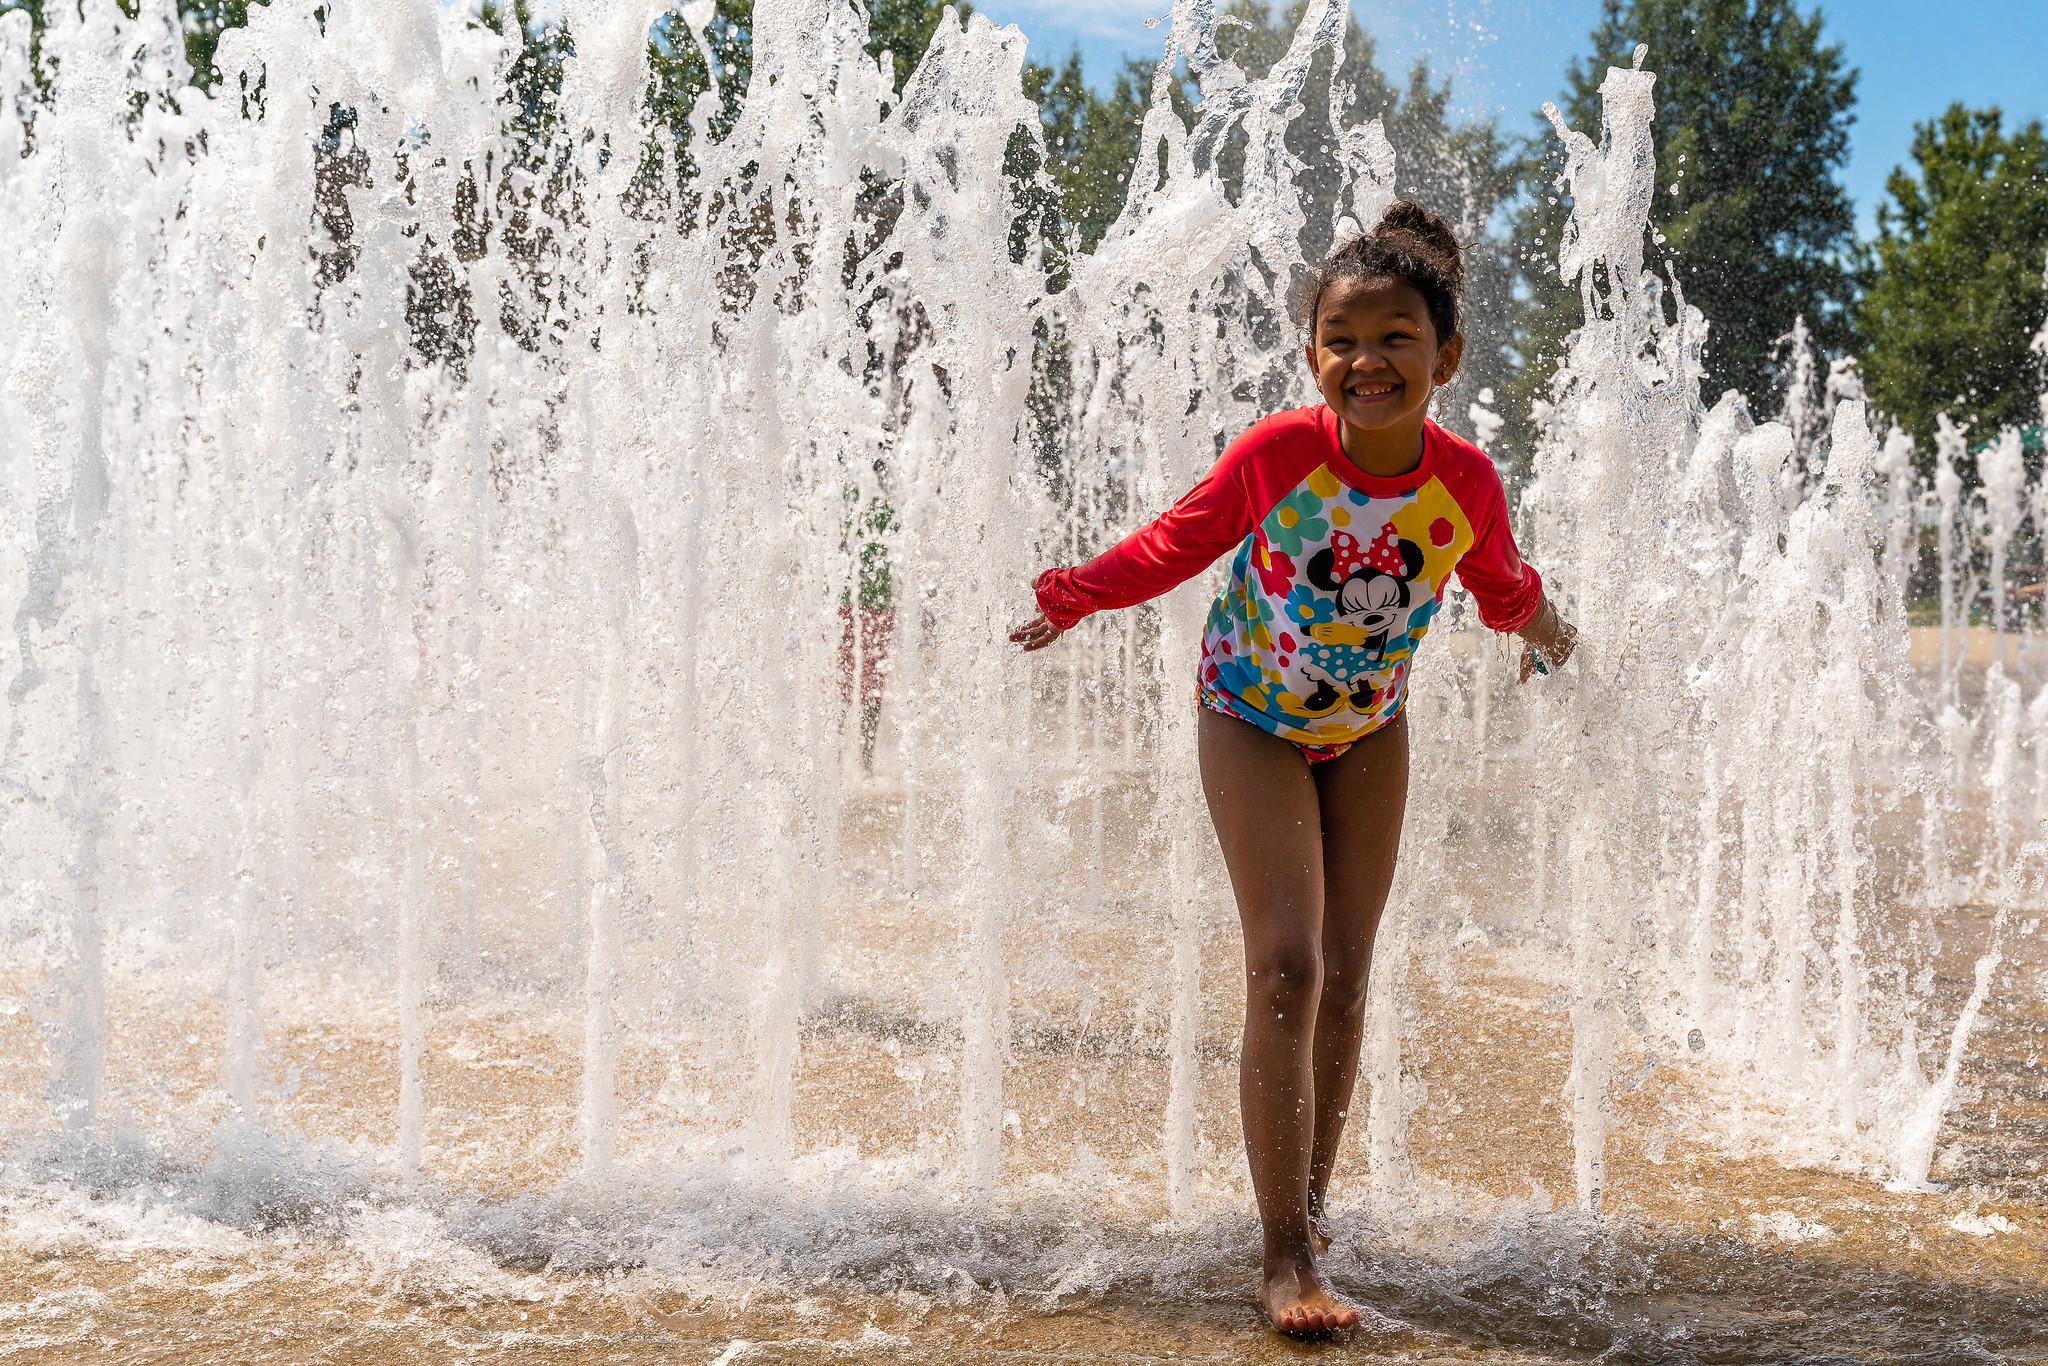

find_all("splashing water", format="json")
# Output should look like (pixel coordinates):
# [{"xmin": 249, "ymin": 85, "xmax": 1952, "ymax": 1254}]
[{"xmin": 2, "ymin": 1, "xmax": 2045, "ymax": 1358}]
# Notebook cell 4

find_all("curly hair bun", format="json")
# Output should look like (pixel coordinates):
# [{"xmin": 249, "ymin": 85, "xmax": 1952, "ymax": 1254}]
[
  {"xmin": 1371, "ymin": 200, "xmax": 1465, "ymax": 298},
  {"xmin": 1298, "ymin": 198, "xmax": 1468, "ymax": 343}
]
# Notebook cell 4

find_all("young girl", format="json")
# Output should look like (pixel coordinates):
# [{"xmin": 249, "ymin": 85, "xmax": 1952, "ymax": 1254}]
[{"xmin": 1011, "ymin": 201, "xmax": 1577, "ymax": 1334}]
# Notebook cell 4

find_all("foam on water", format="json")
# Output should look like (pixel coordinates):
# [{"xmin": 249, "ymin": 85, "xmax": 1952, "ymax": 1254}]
[{"xmin": 1, "ymin": 0, "xmax": 2045, "ymax": 1355}]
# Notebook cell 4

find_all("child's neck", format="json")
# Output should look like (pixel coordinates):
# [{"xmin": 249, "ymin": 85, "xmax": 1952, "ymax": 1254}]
[{"xmin": 1335, "ymin": 408, "xmax": 1430, "ymax": 481}]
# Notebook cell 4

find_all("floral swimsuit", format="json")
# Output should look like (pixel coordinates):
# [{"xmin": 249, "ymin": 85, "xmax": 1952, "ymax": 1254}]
[{"xmin": 1035, "ymin": 406, "xmax": 1543, "ymax": 762}]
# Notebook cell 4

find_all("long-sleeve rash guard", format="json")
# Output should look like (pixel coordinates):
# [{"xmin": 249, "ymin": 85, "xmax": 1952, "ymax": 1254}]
[{"xmin": 1036, "ymin": 405, "xmax": 1543, "ymax": 748}]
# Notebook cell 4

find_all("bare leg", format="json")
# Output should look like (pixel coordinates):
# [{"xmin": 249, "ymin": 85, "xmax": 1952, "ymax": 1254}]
[
  {"xmin": 1200, "ymin": 706, "xmax": 1382, "ymax": 1333},
  {"xmin": 1306, "ymin": 710, "xmax": 1407, "ymax": 1246}
]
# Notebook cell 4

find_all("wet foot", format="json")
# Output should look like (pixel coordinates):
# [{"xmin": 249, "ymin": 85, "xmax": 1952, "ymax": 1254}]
[
  {"xmin": 1259, "ymin": 1257, "xmax": 1360, "ymax": 1334},
  {"xmin": 1307, "ymin": 1211, "xmax": 1333, "ymax": 1256}
]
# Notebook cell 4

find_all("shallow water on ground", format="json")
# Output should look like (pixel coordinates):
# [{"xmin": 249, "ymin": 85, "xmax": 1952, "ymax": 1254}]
[{"xmin": 4, "ymin": 749, "xmax": 2046, "ymax": 1365}]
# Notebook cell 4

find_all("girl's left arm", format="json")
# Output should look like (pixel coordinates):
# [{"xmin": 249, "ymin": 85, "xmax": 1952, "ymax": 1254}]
[
  {"xmin": 1512, "ymin": 595, "xmax": 1577, "ymax": 683},
  {"xmin": 1449, "ymin": 474, "xmax": 1576, "ymax": 683}
]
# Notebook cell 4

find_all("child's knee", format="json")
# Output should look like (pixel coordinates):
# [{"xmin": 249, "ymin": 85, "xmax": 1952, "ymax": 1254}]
[
  {"xmin": 1318, "ymin": 958, "xmax": 1372, "ymax": 1018},
  {"xmin": 1249, "ymin": 941, "xmax": 1324, "ymax": 1012}
]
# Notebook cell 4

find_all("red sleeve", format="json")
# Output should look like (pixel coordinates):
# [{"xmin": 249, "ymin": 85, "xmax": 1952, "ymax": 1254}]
[
  {"xmin": 1035, "ymin": 444, "xmax": 1257, "ymax": 630},
  {"xmin": 1451, "ymin": 466, "xmax": 1543, "ymax": 633}
]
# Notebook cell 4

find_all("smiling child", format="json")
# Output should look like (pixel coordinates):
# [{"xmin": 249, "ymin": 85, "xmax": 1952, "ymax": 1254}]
[{"xmin": 1011, "ymin": 200, "xmax": 1576, "ymax": 1334}]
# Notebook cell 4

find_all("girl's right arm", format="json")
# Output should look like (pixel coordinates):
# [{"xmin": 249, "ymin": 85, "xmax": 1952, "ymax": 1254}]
[{"xmin": 1013, "ymin": 451, "xmax": 1256, "ymax": 651}]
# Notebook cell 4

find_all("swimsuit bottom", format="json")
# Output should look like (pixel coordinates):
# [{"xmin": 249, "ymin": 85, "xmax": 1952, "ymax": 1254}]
[{"xmin": 1198, "ymin": 677, "xmax": 1385, "ymax": 765}]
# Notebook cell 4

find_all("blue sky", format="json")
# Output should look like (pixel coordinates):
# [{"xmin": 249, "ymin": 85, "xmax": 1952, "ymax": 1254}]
[{"xmin": 971, "ymin": 0, "xmax": 2048, "ymax": 239}]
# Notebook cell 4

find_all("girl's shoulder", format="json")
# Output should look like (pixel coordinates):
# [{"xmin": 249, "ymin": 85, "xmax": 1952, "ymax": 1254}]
[
  {"xmin": 1216, "ymin": 404, "xmax": 1341, "ymax": 497},
  {"xmin": 1424, "ymin": 419, "xmax": 1508, "ymax": 502},
  {"xmin": 1224, "ymin": 403, "xmax": 1335, "ymax": 465},
  {"xmin": 1230, "ymin": 401, "xmax": 1326, "ymax": 441},
  {"xmin": 1424, "ymin": 418, "xmax": 1493, "ymax": 472}
]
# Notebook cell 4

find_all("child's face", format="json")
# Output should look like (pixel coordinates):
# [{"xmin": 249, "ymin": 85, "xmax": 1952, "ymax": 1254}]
[{"xmin": 1304, "ymin": 275, "xmax": 1462, "ymax": 436}]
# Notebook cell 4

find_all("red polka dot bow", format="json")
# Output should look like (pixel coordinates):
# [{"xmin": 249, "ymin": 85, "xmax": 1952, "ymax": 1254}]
[
  {"xmin": 1326, "ymin": 530, "xmax": 1367, "ymax": 579},
  {"xmin": 1364, "ymin": 522, "xmax": 1406, "ymax": 575}
]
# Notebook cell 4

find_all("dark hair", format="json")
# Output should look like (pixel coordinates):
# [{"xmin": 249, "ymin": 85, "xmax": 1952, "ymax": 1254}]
[{"xmin": 1298, "ymin": 200, "xmax": 1466, "ymax": 345}]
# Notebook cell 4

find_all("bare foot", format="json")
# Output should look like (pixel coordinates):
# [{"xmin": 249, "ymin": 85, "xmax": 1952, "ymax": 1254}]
[
  {"xmin": 1258, "ymin": 1256, "xmax": 1360, "ymax": 1334},
  {"xmin": 1307, "ymin": 1209, "xmax": 1333, "ymax": 1256}
]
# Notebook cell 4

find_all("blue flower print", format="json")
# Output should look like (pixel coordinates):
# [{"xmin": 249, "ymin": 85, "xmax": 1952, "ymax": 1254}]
[
  {"xmin": 1283, "ymin": 585, "xmax": 1335, "ymax": 628},
  {"xmin": 1213, "ymin": 652, "xmax": 1264, "ymax": 701},
  {"xmin": 1260, "ymin": 488, "xmax": 1328, "ymax": 557}
]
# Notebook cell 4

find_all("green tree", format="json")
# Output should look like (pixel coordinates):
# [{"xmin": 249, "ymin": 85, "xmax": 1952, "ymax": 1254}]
[
  {"xmin": 1857, "ymin": 104, "xmax": 2048, "ymax": 474},
  {"xmin": 177, "ymin": 0, "xmax": 252, "ymax": 87},
  {"xmin": 864, "ymin": 0, "xmax": 967, "ymax": 93},
  {"xmin": 1021, "ymin": 49, "xmax": 1148, "ymax": 254},
  {"xmin": 643, "ymin": 0, "xmax": 752, "ymax": 178},
  {"xmin": 1504, "ymin": 0, "xmax": 1858, "ymax": 461}
]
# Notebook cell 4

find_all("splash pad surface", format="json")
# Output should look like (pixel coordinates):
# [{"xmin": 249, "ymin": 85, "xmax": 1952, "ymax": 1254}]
[{"xmin": 2, "ymin": 0, "xmax": 2045, "ymax": 1359}]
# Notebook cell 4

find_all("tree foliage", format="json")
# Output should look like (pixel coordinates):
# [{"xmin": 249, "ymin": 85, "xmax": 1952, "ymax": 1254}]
[
  {"xmin": 176, "ymin": 0, "xmax": 252, "ymax": 87},
  {"xmin": 1505, "ymin": 0, "xmax": 1858, "ymax": 457},
  {"xmin": 1856, "ymin": 104, "xmax": 2048, "ymax": 470},
  {"xmin": 1021, "ymin": 49, "xmax": 1148, "ymax": 254},
  {"xmin": 863, "ymin": 0, "xmax": 965, "ymax": 93}
]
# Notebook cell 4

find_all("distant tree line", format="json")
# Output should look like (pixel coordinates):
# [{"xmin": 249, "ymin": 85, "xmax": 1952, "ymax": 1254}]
[
  {"xmin": 3, "ymin": 0, "xmax": 2042, "ymax": 483},
  {"xmin": 1507, "ymin": 0, "xmax": 2045, "ymax": 485}
]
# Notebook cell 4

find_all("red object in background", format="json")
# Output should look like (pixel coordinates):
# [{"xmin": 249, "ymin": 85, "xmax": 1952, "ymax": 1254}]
[{"xmin": 838, "ymin": 606, "xmax": 895, "ymax": 708}]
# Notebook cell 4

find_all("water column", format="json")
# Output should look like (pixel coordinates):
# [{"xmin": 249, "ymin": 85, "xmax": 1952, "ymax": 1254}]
[
  {"xmin": 1102, "ymin": 14, "xmax": 1229, "ymax": 1219},
  {"xmin": 313, "ymin": 0, "xmax": 464, "ymax": 1170},
  {"xmin": 575, "ymin": 492, "xmax": 635, "ymax": 1174},
  {"xmin": 433, "ymin": 17, "xmax": 526, "ymax": 987},
  {"xmin": 553, "ymin": 0, "xmax": 666, "ymax": 1179},
  {"xmin": 1933, "ymin": 417, "xmax": 1967, "ymax": 706},
  {"xmin": 1983, "ymin": 428, "xmax": 2025, "ymax": 667},
  {"xmin": 446, "ymin": 408, "xmax": 491, "ymax": 981},
  {"xmin": 392, "ymin": 490, "xmax": 430, "ymax": 1175},
  {"xmin": 1877, "ymin": 427, "xmax": 1919, "ymax": 599},
  {"xmin": 1923, "ymin": 423, "xmax": 1977, "ymax": 906},
  {"xmin": 7, "ymin": 0, "xmax": 146, "ymax": 1139},
  {"xmin": 1533, "ymin": 46, "xmax": 1702, "ymax": 1210},
  {"xmin": 1813, "ymin": 402, "xmax": 1887, "ymax": 1134},
  {"xmin": 652, "ymin": 0, "xmax": 892, "ymax": 1167},
  {"xmin": 1720, "ymin": 427, "xmax": 1794, "ymax": 1088},
  {"xmin": 1760, "ymin": 476, "xmax": 1827, "ymax": 1081},
  {"xmin": 222, "ymin": 0, "xmax": 307, "ymax": 1109},
  {"xmin": 1984, "ymin": 663, "xmax": 2024, "ymax": 888},
  {"xmin": 0, "ymin": 12, "xmax": 32, "ymax": 993},
  {"xmin": 2030, "ymin": 464, "xmax": 2048, "ymax": 694},
  {"xmin": 881, "ymin": 11, "xmax": 1054, "ymax": 1194},
  {"xmin": 222, "ymin": 516, "xmax": 271, "ymax": 1122},
  {"xmin": 1671, "ymin": 398, "xmax": 1748, "ymax": 1033}
]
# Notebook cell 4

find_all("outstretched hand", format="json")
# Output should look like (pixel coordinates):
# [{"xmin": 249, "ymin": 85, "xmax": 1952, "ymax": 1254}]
[
  {"xmin": 1516, "ymin": 597, "xmax": 1577, "ymax": 683},
  {"xmin": 1010, "ymin": 611, "xmax": 1064, "ymax": 653}
]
